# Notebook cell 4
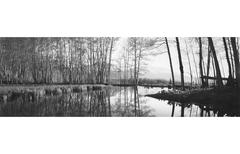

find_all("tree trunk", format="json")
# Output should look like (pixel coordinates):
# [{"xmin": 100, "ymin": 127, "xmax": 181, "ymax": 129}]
[
  {"xmin": 231, "ymin": 37, "xmax": 240, "ymax": 87},
  {"xmin": 206, "ymin": 44, "xmax": 211, "ymax": 86},
  {"xmin": 227, "ymin": 38, "xmax": 235, "ymax": 78},
  {"xmin": 199, "ymin": 37, "xmax": 205, "ymax": 87},
  {"xmin": 134, "ymin": 38, "xmax": 138, "ymax": 86},
  {"xmin": 223, "ymin": 37, "xmax": 232, "ymax": 78},
  {"xmin": 176, "ymin": 37, "xmax": 185, "ymax": 90},
  {"xmin": 165, "ymin": 37, "xmax": 175, "ymax": 88},
  {"xmin": 107, "ymin": 37, "xmax": 114, "ymax": 84},
  {"xmin": 186, "ymin": 50, "xmax": 193, "ymax": 88},
  {"xmin": 136, "ymin": 48, "xmax": 142, "ymax": 84},
  {"xmin": 208, "ymin": 37, "xmax": 223, "ymax": 87},
  {"xmin": 212, "ymin": 55, "xmax": 216, "ymax": 86}
]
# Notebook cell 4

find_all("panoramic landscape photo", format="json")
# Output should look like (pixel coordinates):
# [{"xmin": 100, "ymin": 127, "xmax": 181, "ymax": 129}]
[{"xmin": 0, "ymin": 37, "xmax": 239, "ymax": 117}]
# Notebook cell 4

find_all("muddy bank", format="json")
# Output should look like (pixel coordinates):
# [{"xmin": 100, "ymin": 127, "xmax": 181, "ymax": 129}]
[{"xmin": 145, "ymin": 87, "xmax": 240, "ymax": 105}]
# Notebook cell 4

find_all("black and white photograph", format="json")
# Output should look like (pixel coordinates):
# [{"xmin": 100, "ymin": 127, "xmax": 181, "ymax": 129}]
[
  {"xmin": 1, "ymin": 0, "xmax": 240, "ymax": 154},
  {"xmin": 0, "ymin": 37, "xmax": 240, "ymax": 117}
]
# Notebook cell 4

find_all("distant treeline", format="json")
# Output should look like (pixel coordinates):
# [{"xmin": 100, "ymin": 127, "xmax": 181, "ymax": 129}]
[
  {"xmin": 138, "ymin": 78, "xmax": 169, "ymax": 85},
  {"xmin": 110, "ymin": 78, "xmax": 169, "ymax": 85},
  {"xmin": 111, "ymin": 78, "xmax": 194, "ymax": 86}
]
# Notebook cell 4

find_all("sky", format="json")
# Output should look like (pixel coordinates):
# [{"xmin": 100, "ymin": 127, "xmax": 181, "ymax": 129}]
[{"xmin": 112, "ymin": 37, "xmax": 230, "ymax": 83}]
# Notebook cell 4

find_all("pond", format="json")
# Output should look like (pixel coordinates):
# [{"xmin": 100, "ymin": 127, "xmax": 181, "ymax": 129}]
[{"xmin": 0, "ymin": 86, "xmax": 237, "ymax": 116}]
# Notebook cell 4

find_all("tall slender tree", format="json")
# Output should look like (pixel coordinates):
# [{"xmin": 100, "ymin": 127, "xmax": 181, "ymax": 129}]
[
  {"xmin": 227, "ymin": 38, "xmax": 235, "ymax": 78},
  {"xmin": 205, "ymin": 44, "xmax": 211, "ymax": 87},
  {"xmin": 231, "ymin": 37, "xmax": 240, "ymax": 87},
  {"xmin": 176, "ymin": 37, "xmax": 185, "ymax": 90},
  {"xmin": 107, "ymin": 37, "xmax": 114, "ymax": 84},
  {"xmin": 198, "ymin": 37, "xmax": 205, "ymax": 87},
  {"xmin": 165, "ymin": 37, "xmax": 175, "ymax": 88},
  {"xmin": 208, "ymin": 37, "xmax": 223, "ymax": 87},
  {"xmin": 223, "ymin": 37, "xmax": 232, "ymax": 78}
]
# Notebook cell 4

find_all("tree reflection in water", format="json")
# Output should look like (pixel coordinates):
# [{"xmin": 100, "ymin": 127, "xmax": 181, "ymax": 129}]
[
  {"xmin": 111, "ymin": 87, "xmax": 152, "ymax": 117},
  {"xmin": 0, "ymin": 86, "xmax": 152, "ymax": 116},
  {"xmin": 167, "ymin": 95, "xmax": 240, "ymax": 117},
  {"xmin": 1, "ymin": 86, "xmax": 240, "ymax": 116}
]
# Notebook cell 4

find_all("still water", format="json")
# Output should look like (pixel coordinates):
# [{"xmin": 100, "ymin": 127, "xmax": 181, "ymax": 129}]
[{"xmin": 0, "ymin": 86, "xmax": 236, "ymax": 116}]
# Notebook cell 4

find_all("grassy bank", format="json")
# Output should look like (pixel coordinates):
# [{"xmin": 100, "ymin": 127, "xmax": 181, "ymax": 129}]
[{"xmin": 0, "ymin": 84, "xmax": 111, "ymax": 102}]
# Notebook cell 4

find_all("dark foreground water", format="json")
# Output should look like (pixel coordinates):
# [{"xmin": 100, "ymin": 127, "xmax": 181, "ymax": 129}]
[{"xmin": 0, "ymin": 86, "xmax": 238, "ymax": 116}]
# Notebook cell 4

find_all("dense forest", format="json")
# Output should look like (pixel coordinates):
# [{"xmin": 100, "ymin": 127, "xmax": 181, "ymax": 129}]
[
  {"xmin": 0, "ymin": 38, "xmax": 116, "ymax": 84},
  {"xmin": 0, "ymin": 37, "xmax": 240, "ymax": 89},
  {"xmin": 0, "ymin": 37, "xmax": 159, "ymax": 85}
]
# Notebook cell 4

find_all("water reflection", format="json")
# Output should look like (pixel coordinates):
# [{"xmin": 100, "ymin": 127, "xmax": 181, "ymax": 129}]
[
  {"xmin": 0, "ymin": 86, "xmax": 152, "ymax": 116},
  {"xmin": 111, "ymin": 87, "xmax": 152, "ymax": 117},
  {"xmin": 166, "ymin": 98, "xmax": 240, "ymax": 117},
  {"xmin": 0, "ymin": 86, "xmax": 240, "ymax": 116}
]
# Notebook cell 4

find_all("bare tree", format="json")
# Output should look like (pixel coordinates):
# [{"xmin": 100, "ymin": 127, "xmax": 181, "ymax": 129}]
[
  {"xmin": 107, "ymin": 37, "xmax": 114, "ymax": 84},
  {"xmin": 198, "ymin": 37, "xmax": 206, "ymax": 87},
  {"xmin": 165, "ymin": 37, "xmax": 175, "ymax": 88},
  {"xmin": 223, "ymin": 37, "xmax": 232, "ymax": 78},
  {"xmin": 208, "ymin": 37, "xmax": 223, "ymax": 87},
  {"xmin": 231, "ymin": 37, "xmax": 240, "ymax": 87},
  {"xmin": 176, "ymin": 37, "xmax": 185, "ymax": 90}
]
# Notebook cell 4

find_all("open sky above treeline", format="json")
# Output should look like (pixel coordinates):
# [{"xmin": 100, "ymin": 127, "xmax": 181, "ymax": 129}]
[{"xmin": 113, "ymin": 37, "xmax": 231, "ymax": 82}]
